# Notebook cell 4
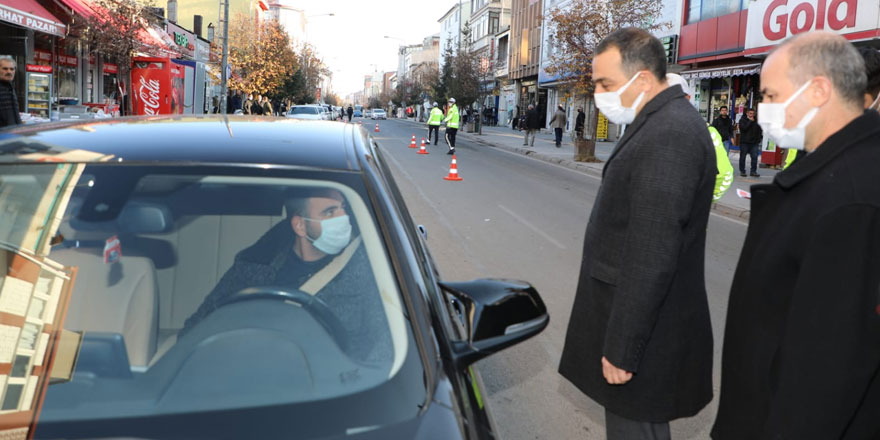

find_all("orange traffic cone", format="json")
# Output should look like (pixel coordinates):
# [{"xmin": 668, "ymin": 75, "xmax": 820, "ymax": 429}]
[
  {"xmin": 374, "ymin": 123, "xmax": 380, "ymax": 132},
  {"xmin": 417, "ymin": 139, "xmax": 429, "ymax": 155},
  {"xmin": 443, "ymin": 155, "xmax": 463, "ymax": 181},
  {"xmin": 409, "ymin": 135, "xmax": 418, "ymax": 149}
]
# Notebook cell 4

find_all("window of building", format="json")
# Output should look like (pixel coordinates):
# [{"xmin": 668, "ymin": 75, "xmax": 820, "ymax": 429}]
[
  {"xmin": 489, "ymin": 15, "xmax": 499, "ymax": 34},
  {"xmin": 687, "ymin": 0, "xmax": 745, "ymax": 24}
]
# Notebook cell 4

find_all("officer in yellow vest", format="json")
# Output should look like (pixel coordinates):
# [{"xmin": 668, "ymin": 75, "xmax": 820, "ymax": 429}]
[
  {"xmin": 444, "ymin": 98, "xmax": 460, "ymax": 155},
  {"xmin": 427, "ymin": 102, "xmax": 444, "ymax": 145}
]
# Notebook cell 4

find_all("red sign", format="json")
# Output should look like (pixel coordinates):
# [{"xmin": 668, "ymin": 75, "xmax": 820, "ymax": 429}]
[
  {"xmin": 34, "ymin": 49, "xmax": 52, "ymax": 62},
  {"xmin": 130, "ymin": 57, "xmax": 185, "ymax": 115},
  {"xmin": 103, "ymin": 63, "xmax": 118, "ymax": 74},
  {"xmin": 745, "ymin": 0, "xmax": 876, "ymax": 51},
  {"xmin": 57, "ymin": 54, "xmax": 78, "ymax": 66},
  {"xmin": 26, "ymin": 64, "xmax": 52, "ymax": 73}
]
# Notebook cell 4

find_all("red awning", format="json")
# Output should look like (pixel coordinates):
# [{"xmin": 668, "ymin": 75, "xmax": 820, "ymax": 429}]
[
  {"xmin": 55, "ymin": 0, "xmax": 96, "ymax": 18},
  {"xmin": 0, "ymin": 0, "xmax": 67, "ymax": 37}
]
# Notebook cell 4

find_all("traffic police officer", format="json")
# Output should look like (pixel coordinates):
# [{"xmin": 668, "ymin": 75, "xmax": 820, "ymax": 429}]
[
  {"xmin": 428, "ymin": 102, "xmax": 444, "ymax": 145},
  {"xmin": 444, "ymin": 98, "xmax": 460, "ymax": 155}
]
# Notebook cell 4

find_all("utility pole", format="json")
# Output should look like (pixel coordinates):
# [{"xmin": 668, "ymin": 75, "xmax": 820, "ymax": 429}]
[{"xmin": 219, "ymin": 0, "xmax": 230, "ymax": 114}]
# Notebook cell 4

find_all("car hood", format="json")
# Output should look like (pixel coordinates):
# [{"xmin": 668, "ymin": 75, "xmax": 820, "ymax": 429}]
[{"xmin": 320, "ymin": 401, "xmax": 467, "ymax": 440}]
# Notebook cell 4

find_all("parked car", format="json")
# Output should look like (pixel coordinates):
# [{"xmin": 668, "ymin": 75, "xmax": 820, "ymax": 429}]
[
  {"xmin": 286, "ymin": 105, "xmax": 325, "ymax": 120},
  {"xmin": 371, "ymin": 109, "xmax": 387, "ymax": 120},
  {"xmin": 363, "ymin": 109, "xmax": 372, "ymax": 119},
  {"xmin": 353, "ymin": 109, "xmax": 363, "ymax": 118},
  {"xmin": 0, "ymin": 117, "xmax": 548, "ymax": 440}
]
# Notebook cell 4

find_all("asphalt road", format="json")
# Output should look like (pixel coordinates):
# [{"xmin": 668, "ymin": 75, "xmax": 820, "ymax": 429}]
[{"xmin": 365, "ymin": 117, "xmax": 748, "ymax": 440}]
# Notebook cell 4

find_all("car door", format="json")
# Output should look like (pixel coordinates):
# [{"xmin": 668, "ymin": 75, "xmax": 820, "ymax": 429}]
[{"xmin": 358, "ymin": 135, "xmax": 496, "ymax": 439}]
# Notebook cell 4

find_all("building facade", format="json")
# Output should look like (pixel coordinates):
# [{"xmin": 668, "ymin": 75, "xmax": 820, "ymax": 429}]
[
  {"xmin": 509, "ymin": 0, "xmax": 545, "ymax": 127},
  {"xmin": 438, "ymin": 2, "xmax": 472, "ymax": 69}
]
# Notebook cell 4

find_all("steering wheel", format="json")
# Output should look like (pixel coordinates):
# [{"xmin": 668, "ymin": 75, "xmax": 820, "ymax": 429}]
[{"xmin": 215, "ymin": 286, "xmax": 351, "ymax": 353}]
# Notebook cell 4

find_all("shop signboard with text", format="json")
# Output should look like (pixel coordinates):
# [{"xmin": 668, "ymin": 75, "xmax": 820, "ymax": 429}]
[{"xmin": 745, "ymin": 0, "xmax": 880, "ymax": 55}]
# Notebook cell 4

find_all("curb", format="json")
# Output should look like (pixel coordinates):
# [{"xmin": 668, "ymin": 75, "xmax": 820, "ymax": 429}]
[{"xmin": 388, "ymin": 118, "xmax": 752, "ymax": 222}]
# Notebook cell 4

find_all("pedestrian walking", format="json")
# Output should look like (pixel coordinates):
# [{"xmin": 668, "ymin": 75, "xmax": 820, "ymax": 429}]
[
  {"xmin": 575, "ymin": 107, "xmax": 586, "ymax": 138},
  {"xmin": 347, "ymin": 105, "xmax": 353, "ymax": 122},
  {"xmin": 261, "ymin": 96, "xmax": 273, "ymax": 116},
  {"xmin": 443, "ymin": 97, "xmax": 460, "ymax": 155},
  {"xmin": 711, "ymin": 105, "xmax": 735, "ymax": 153},
  {"xmin": 427, "ymin": 101, "xmax": 444, "ymax": 145},
  {"xmin": 231, "ymin": 91, "xmax": 243, "ymax": 113},
  {"xmin": 523, "ymin": 104, "xmax": 540, "ymax": 146},
  {"xmin": 549, "ymin": 105, "xmax": 567, "ymax": 148},
  {"xmin": 0, "ymin": 56, "xmax": 22, "ymax": 128},
  {"xmin": 243, "ymin": 94, "xmax": 254, "ymax": 115},
  {"xmin": 558, "ymin": 28, "xmax": 716, "ymax": 440},
  {"xmin": 711, "ymin": 31, "xmax": 880, "ymax": 440},
  {"xmin": 736, "ymin": 108, "xmax": 762, "ymax": 177},
  {"xmin": 512, "ymin": 105, "xmax": 520, "ymax": 130}
]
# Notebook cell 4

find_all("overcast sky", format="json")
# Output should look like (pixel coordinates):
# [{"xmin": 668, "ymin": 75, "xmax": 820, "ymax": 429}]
[{"xmin": 298, "ymin": 0, "xmax": 458, "ymax": 97}]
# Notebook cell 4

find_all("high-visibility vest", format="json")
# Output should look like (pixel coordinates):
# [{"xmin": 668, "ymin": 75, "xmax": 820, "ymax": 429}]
[
  {"xmin": 783, "ymin": 147, "xmax": 798, "ymax": 169},
  {"xmin": 428, "ymin": 107, "xmax": 444, "ymax": 126},
  {"xmin": 709, "ymin": 125, "xmax": 734, "ymax": 202},
  {"xmin": 444, "ymin": 104, "xmax": 460, "ymax": 129}
]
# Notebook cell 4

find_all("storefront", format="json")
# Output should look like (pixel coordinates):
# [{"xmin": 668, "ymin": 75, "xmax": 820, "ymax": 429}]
[
  {"xmin": 0, "ymin": 0, "xmax": 67, "ymax": 119},
  {"xmin": 681, "ymin": 63, "xmax": 762, "ymax": 124}
]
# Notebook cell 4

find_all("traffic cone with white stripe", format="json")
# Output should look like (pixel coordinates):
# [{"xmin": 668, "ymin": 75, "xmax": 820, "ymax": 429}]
[
  {"xmin": 374, "ymin": 123, "xmax": 380, "ymax": 132},
  {"xmin": 409, "ymin": 135, "xmax": 418, "ymax": 149},
  {"xmin": 443, "ymin": 155, "xmax": 463, "ymax": 181},
  {"xmin": 418, "ymin": 139, "xmax": 429, "ymax": 155}
]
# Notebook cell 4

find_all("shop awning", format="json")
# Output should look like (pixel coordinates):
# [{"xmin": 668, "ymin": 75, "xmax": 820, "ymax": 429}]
[
  {"xmin": 680, "ymin": 63, "xmax": 762, "ymax": 81},
  {"xmin": 55, "ymin": 0, "xmax": 96, "ymax": 18},
  {"xmin": 0, "ymin": 0, "xmax": 67, "ymax": 37}
]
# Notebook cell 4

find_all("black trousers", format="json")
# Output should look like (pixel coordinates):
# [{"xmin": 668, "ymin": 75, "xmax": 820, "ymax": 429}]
[
  {"xmin": 739, "ymin": 142, "xmax": 760, "ymax": 173},
  {"xmin": 554, "ymin": 127, "xmax": 563, "ymax": 146},
  {"xmin": 445, "ymin": 127, "xmax": 457, "ymax": 149},
  {"xmin": 428, "ymin": 125, "xmax": 440, "ymax": 144},
  {"xmin": 605, "ymin": 409, "xmax": 671, "ymax": 440}
]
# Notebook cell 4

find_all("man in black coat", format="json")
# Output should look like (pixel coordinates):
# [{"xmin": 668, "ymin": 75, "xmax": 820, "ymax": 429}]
[
  {"xmin": 737, "ymin": 107, "xmax": 762, "ymax": 177},
  {"xmin": 711, "ymin": 105, "xmax": 735, "ymax": 153},
  {"xmin": 0, "ymin": 56, "xmax": 22, "ymax": 128},
  {"xmin": 523, "ymin": 104, "xmax": 540, "ymax": 146},
  {"xmin": 558, "ymin": 27, "xmax": 715, "ymax": 439},
  {"xmin": 712, "ymin": 31, "xmax": 880, "ymax": 440},
  {"xmin": 575, "ymin": 107, "xmax": 586, "ymax": 138}
]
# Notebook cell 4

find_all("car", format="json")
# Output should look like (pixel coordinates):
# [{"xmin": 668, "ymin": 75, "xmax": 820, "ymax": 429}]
[
  {"xmin": 371, "ymin": 109, "xmax": 387, "ymax": 120},
  {"xmin": 0, "ymin": 117, "xmax": 548, "ymax": 440},
  {"xmin": 363, "ymin": 109, "xmax": 372, "ymax": 118},
  {"xmin": 353, "ymin": 109, "xmax": 363, "ymax": 118},
  {"xmin": 286, "ymin": 105, "xmax": 325, "ymax": 120}
]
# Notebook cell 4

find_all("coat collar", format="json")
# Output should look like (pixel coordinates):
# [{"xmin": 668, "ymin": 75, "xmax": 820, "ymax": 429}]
[
  {"xmin": 603, "ymin": 85, "xmax": 685, "ymax": 175},
  {"xmin": 775, "ymin": 110, "xmax": 880, "ymax": 190}
]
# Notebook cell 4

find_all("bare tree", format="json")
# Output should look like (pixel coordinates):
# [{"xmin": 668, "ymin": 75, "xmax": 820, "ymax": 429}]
[{"xmin": 546, "ymin": 0, "xmax": 667, "ymax": 161}]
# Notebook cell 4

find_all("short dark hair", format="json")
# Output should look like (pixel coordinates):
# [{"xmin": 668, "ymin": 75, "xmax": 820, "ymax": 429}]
[
  {"xmin": 746, "ymin": 107, "xmax": 754, "ymax": 112},
  {"xmin": 284, "ymin": 188, "xmax": 344, "ymax": 218},
  {"xmin": 858, "ymin": 47, "xmax": 880, "ymax": 98},
  {"xmin": 596, "ymin": 27, "xmax": 667, "ymax": 81},
  {"xmin": 719, "ymin": 105, "xmax": 728, "ymax": 110}
]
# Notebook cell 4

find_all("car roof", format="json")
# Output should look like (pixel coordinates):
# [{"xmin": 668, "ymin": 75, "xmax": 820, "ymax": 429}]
[{"xmin": 0, "ymin": 116, "xmax": 369, "ymax": 170}]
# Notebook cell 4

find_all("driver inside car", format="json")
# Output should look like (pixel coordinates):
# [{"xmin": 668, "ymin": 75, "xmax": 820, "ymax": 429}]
[{"xmin": 180, "ymin": 188, "xmax": 392, "ymax": 365}]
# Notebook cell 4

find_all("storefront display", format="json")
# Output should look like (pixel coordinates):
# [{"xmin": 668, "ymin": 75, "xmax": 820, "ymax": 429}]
[{"xmin": 25, "ymin": 67, "xmax": 53, "ymax": 118}]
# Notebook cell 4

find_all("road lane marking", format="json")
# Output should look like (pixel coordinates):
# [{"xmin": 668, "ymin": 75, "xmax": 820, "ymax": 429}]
[
  {"xmin": 379, "ymin": 146, "xmax": 490, "ymax": 274},
  {"xmin": 498, "ymin": 204, "xmax": 567, "ymax": 250}
]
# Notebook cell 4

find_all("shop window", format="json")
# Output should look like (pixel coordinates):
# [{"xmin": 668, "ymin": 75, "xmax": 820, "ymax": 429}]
[{"xmin": 687, "ymin": 0, "xmax": 744, "ymax": 24}]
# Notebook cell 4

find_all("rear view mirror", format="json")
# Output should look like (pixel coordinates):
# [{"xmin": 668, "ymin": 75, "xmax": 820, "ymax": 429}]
[{"xmin": 439, "ymin": 279, "xmax": 548, "ymax": 368}]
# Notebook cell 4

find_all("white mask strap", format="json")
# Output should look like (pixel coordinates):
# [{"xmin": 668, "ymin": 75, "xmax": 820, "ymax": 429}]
[{"xmin": 784, "ymin": 80, "xmax": 813, "ymax": 107}]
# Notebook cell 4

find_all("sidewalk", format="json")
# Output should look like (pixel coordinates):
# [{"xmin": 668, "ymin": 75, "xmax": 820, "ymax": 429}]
[{"xmin": 398, "ymin": 119, "xmax": 778, "ymax": 221}]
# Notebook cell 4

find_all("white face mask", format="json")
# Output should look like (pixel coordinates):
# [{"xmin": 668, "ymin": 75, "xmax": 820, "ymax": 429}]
[
  {"xmin": 757, "ymin": 80, "xmax": 819, "ymax": 151},
  {"xmin": 870, "ymin": 91, "xmax": 880, "ymax": 112},
  {"xmin": 594, "ymin": 72, "xmax": 646, "ymax": 125},
  {"xmin": 304, "ymin": 215, "xmax": 352, "ymax": 255}
]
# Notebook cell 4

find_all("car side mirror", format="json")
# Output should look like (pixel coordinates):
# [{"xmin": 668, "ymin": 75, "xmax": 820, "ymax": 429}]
[{"xmin": 439, "ymin": 279, "xmax": 548, "ymax": 368}]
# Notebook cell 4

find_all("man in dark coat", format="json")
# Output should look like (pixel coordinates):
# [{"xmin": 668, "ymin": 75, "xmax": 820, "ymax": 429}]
[
  {"xmin": 180, "ymin": 189, "xmax": 392, "ymax": 365},
  {"xmin": 711, "ymin": 105, "xmax": 735, "ymax": 153},
  {"xmin": 346, "ymin": 105, "xmax": 353, "ymax": 121},
  {"xmin": 523, "ymin": 104, "xmax": 540, "ymax": 146},
  {"xmin": 0, "ymin": 56, "xmax": 22, "ymax": 128},
  {"xmin": 558, "ymin": 27, "xmax": 715, "ymax": 439},
  {"xmin": 737, "ymin": 107, "xmax": 762, "ymax": 177},
  {"xmin": 575, "ymin": 107, "xmax": 586, "ymax": 138},
  {"xmin": 712, "ymin": 31, "xmax": 880, "ymax": 440}
]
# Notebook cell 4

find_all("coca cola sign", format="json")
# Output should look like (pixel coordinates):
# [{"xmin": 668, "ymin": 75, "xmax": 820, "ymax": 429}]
[
  {"xmin": 137, "ymin": 75, "xmax": 162, "ymax": 115},
  {"xmin": 745, "ymin": 0, "xmax": 880, "ymax": 53}
]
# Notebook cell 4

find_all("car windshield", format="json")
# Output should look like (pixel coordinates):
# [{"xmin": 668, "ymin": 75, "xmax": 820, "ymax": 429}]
[
  {"xmin": 0, "ymin": 163, "xmax": 425, "ymax": 439},
  {"xmin": 290, "ymin": 106, "xmax": 320, "ymax": 115}
]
